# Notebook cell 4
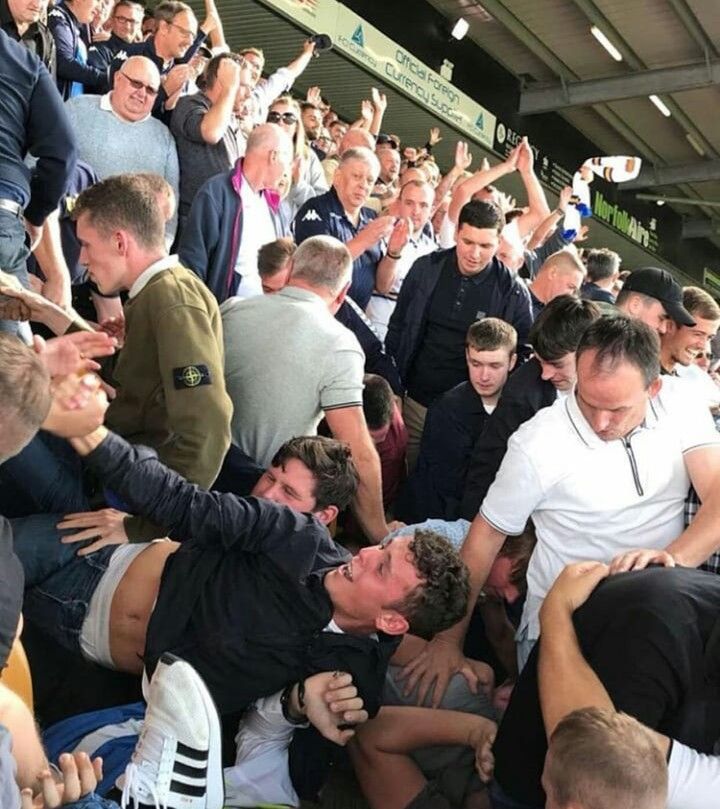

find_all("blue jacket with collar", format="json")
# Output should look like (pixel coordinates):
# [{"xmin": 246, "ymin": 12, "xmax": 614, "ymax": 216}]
[
  {"xmin": 178, "ymin": 160, "xmax": 289, "ymax": 304},
  {"xmin": 386, "ymin": 247, "xmax": 533, "ymax": 386},
  {"xmin": 87, "ymin": 32, "xmax": 129, "ymax": 71},
  {"xmin": 0, "ymin": 29, "xmax": 77, "ymax": 225},
  {"xmin": 47, "ymin": 2, "xmax": 107, "ymax": 99}
]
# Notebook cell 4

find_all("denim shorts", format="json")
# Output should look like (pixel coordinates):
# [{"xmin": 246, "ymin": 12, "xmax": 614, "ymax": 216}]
[{"xmin": 12, "ymin": 514, "xmax": 116, "ymax": 653}]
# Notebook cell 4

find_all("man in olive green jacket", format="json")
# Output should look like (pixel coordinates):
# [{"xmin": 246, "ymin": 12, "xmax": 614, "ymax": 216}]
[{"xmin": 71, "ymin": 174, "xmax": 232, "ymax": 541}]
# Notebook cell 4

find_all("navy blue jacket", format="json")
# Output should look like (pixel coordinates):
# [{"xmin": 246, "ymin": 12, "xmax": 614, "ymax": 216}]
[
  {"xmin": 398, "ymin": 381, "xmax": 488, "ymax": 523},
  {"xmin": 82, "ymin": 430, "xmax": 400, "ymax": 719},
  {"xmin": 47, "ymin": 3, "xmax": 108, "ymax": 99},
  {"xmin": 178, "ymin": 161, "xmax": 289, "ymax": 303},
  {"xmin": 0, "ymin": 29, "xmax": 77, "ymax": 225},
  {"xmin": 581, "ymin": 281, "xmax": 616, "ymax": 305},
  {"xmin": 0, "ymin": 0, "xmax": 56, "ymax": 75},
  {"xmin": 386, "ymin": 248, "xmax": 533, "ymax": 386},
  {"xmin": 460, "ymin": 358, "xmax": 556, "ymax": 520},
  {"xmin": 87, "ymin": 32, "xmax": 130, "ymax": 71}
]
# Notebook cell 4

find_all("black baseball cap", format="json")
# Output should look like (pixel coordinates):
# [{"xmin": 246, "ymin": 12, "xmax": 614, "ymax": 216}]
[
  {"xmin": 622, "ymin": 267, "xmax": 695, "ymax": 327},
  {"xmin": 0, "ymin": 519, "xmax": 23, "ymax": 671}
]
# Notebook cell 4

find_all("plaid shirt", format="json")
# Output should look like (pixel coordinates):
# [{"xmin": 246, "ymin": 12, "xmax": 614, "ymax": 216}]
[{"xmin": 685, "ymin": 486, "xmax": 720, "ymax": 573}]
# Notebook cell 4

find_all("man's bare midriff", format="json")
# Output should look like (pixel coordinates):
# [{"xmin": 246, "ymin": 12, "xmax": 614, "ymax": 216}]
[{"xmin": 109, "ymin": 541, "xmax": 180, "ymax": 674}]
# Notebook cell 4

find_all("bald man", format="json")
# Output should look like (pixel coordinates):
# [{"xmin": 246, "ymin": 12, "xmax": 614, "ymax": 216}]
[
  {"xmin": 322, "ymin": 126, "xmax": 376, "ymax": 186},
  {"xmin": 63, "ymin": 55, "xmax": 180, "ymax": 241},
  {"xmin": 179, "ymin": 123, "xmax": 293, "ymax": 302},
  {"xmin": 528, "ymin": 249, "xmax": 586, "ymax": 320}
]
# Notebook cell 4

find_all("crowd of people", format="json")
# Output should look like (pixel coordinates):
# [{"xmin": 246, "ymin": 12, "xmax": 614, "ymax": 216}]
[{"xmin": 1, "ymin": 0, "xmax": 720, "ymax": 807}]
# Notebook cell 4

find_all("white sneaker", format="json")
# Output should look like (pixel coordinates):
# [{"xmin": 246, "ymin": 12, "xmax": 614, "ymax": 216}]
[{"xmin": 119, "ymin": 653, "xmax": 224, "ymax": 809}]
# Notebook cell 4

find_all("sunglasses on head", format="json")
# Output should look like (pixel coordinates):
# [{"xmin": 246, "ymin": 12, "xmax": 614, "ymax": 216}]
[
  {"xmin": 119, "ymin": 72, "xmax": 159, "ymax": 96},
  {"xmin": 267, "ymin": 111, "xmax": 298, "ymax": 125}
]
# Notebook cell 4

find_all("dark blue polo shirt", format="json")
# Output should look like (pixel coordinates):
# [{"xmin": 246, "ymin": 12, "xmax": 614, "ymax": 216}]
[
  {"xmin": 407, "ymin": 259, "xmax": 503, "ymax": 406},
  {"xmin": 398, "ymin": 380, "xmax": 489, "ymax": 522},
  {"xmin": 293, "ymin": 187, "xmax": 383, "ymax": 309},
  {"xmin": 529, "ymin": 288, "xmax": 544, "ymax": 321}
]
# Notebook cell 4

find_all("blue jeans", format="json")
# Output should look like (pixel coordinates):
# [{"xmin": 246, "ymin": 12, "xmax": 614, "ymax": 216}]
[
  {"xmin": 0, "ymin": 208, "xmax": 30, "ymax": 336},
  {"xmin": 1, "ymin": 725, "xmax": 119, "ymax": 809},
  {"xmin": 11, "ymin": 514, "xmax": 115, "ymax": 654},
  {"xmin": 0, "ymin": 432, "xmax": 88, "ymax": 518}
]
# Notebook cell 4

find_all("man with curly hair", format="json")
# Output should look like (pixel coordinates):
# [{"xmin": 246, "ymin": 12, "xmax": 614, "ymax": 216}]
[{"xmin": 15, "ymin": 419, "xmax": 470, "ymax": 735}]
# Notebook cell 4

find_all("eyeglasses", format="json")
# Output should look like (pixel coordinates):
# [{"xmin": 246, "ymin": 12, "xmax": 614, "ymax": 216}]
[
  {"xmin": 114, "ymin": 14, "xmax": 140, "ymax": 25},
  {"xmin": 119, "ymin": 72, "xmax": 159, "ymax": 96},
  {"xmin": 267, "ymin": 111, "xmax": 298, "ymax": 125},
  {"xmin": 168, "ymin": 21, "xmax": 196, "ymax": 38}
]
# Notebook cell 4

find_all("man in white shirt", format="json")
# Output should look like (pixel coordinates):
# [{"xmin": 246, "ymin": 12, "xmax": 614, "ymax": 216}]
[
  {"xmin": 401, "ymin": 314, "xmax": 720, "ymax": 701},
  {"xmin": 178, "ymin": 123, "xmax": 291, "ymax": 303},
  {"xmin": 366, "ymin": 179, "xmax": 437, "ymax": 341},
  {"xmin": 661, "ymin": 285, "xmax": 720, "ymax": 390},
  {"xmin": 239, "ymin": 39, "xmax": 317, "ymax": 125}
]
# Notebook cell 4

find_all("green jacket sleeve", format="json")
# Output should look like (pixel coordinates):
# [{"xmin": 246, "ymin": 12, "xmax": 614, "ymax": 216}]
[{"xmin": 154, "ymin": 302, "xmax": 233, "ymax": 488}]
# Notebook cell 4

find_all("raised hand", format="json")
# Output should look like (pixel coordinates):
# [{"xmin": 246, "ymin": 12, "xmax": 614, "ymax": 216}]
[
  {"xmin": 454, "ymin": 140, "xmax": 472, "ymax": 172},
  {"xmin": 370, "ymin": 86, "xmax": 387, "ymax": 113}
]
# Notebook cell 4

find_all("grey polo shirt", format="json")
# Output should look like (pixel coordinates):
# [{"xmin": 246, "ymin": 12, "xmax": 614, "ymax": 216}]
[{"xmin": 222, "ymin": 286, "xmax": 365, "ymax": 466}]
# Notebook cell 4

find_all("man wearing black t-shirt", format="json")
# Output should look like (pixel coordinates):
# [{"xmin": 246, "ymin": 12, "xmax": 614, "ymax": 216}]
[
  {"xmin": 386, "ymin": 200, "xmax": 533, "ymax": 467},
  {"xmin": 491, "ymin": 564, "xmax": 720, "ymax": 808}
]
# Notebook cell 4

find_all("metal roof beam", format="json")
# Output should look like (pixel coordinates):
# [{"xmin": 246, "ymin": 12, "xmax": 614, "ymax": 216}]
[
  {"xmin": 665, "ymin": 0, "xmax": 719, "ymax": 58},
  {"xmin": 567, "ymin": 0, "xmax": 719, "ymax": 161},
  {"xmin": 519, "ymin": 60, "xmax": 720, "ymax": 114},
  {"xmin": 682, "ymin": 219, "xmax": 720, "ymax": 239},
  {"xmin": 625, "ymin": 160, "xmax": 720, "ymax": 189}
]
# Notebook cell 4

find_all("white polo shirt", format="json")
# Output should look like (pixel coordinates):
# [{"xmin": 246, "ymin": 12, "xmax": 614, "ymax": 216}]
[
  {"xmin": 480, "ymin": 381, "xmax": 720, "ymax": 638},
  {"xmin": 365, "ymin": 229, "xmax": 437, "ymax": 340},
  {"xmin": 675, "ymin": 363, "xmax": 720, "ymax": 409}
]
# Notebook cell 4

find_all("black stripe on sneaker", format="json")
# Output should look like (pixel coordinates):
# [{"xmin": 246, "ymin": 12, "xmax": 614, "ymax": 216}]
[
  {"xmin": 170, "ymin": 780, "xmax": 207, "ymax": 797},
  {"xmin": 176, "ymin": 741, "xmax": 207, "ymax": 761},
  {"xmin": 174, "ymin": 761, "xmax": 207, "ymax": 779}
]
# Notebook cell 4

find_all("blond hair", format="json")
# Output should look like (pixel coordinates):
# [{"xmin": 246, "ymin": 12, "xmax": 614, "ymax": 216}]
[{"xmin": 545, "ymin": 708, "xmax": 667, "ymax": 809}]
